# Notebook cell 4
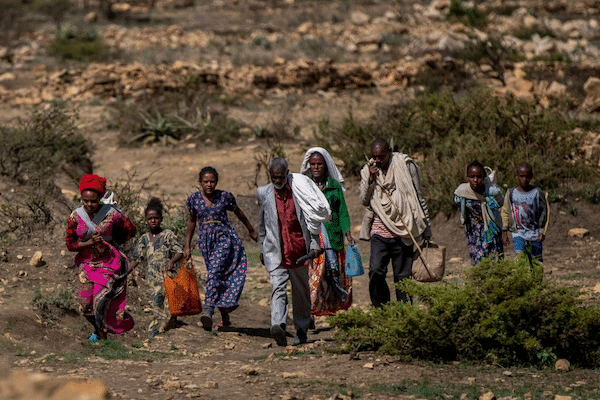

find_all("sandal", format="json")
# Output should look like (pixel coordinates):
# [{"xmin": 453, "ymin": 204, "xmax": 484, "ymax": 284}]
[{"xmin": 216, "ymin": 319, "xmax": 232, "ymax": 328}]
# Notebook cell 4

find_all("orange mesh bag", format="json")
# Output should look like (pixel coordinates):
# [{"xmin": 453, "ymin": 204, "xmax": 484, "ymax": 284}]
[{"xmin": 164, "ymin": 258, "xmax": 202, "ymax": 317}]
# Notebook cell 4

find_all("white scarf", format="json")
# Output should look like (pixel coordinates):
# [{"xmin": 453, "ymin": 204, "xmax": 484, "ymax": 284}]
[
  {"xmin": 289, "ymin": 173, "xmax": 331, "ymax": 235},
  {"xmin": 300, "ymin": 147, "xmax": 345, "ymax": 191}
]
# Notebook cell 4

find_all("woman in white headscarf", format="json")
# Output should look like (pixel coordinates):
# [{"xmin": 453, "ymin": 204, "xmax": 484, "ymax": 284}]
[{"xmin": 300, "ymin": 147, "xmax": 354, "ymax": 315}]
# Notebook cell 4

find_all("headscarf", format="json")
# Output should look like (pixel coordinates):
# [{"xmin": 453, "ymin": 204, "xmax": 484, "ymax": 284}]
[
  {"xmin": 300, "ymin": 147, "xmax": 345, "ymax": 191},
  {"xmin": 79, "ymin": 174, "xmax": 107, "ymax": 196}
]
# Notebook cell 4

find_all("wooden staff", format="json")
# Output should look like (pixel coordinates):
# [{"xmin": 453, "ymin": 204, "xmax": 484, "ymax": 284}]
[{"xmin": 364, "ymin": 154, "xmax": 435, "ymax": 277}]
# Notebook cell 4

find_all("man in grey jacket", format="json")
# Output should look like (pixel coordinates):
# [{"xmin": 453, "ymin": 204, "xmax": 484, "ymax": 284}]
[{"xmin": 257, "ymin": 157, "xmax": 330, "ymax": 346}]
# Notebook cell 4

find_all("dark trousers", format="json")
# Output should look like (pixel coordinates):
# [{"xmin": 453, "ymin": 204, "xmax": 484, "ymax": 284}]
[{"xmin": 369, "ymin": 234, "xmax": 415, "ymax": 307}]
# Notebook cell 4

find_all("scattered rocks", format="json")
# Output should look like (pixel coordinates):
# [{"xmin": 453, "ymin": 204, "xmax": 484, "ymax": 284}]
[{"xmin": 0, "ymin": 364, "xmax": 109, "ymax": 400}]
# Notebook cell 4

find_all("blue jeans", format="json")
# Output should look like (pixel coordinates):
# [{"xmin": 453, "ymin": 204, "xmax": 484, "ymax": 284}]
[{"xmin": 512, "ymin": 236, "xmax": 543, "ymax": 262}]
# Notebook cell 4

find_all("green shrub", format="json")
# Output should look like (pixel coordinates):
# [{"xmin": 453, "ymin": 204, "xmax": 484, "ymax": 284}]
[
  {"xmin": 314, "ymin": 87, "xmax": 595, "ymax": 214},
  {"xmin": 49, "ymin": 29, "xmax": 110, "ymax": 62},
  {"xmin": 329, "ymin": 257, "xmax": 600, "ymax": 368},
  {"xmin": 447, "ymin": 0, "xmax": 487, "ymax": 28},
  {"xmin": 0, "ymin": 101, "xmax": 91, "ymax": 184},
  {"xmin": 114, "ymin": 79, "xmax": 245, "ymax": 146}
]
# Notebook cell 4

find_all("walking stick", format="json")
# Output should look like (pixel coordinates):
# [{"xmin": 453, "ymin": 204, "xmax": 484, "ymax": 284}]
[{"xmin": 364, "ymin": 154, "xmax": 435, "ymax": 278}]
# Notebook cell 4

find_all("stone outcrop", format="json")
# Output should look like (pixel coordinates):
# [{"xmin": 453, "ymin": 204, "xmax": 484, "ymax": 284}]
[{"xmin": 0, "ymin": 363, "xmax": 109, "ymax": 400}]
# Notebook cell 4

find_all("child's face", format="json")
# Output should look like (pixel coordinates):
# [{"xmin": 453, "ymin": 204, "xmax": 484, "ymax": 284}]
[
  {"xmin": 516, "ymin": 167, "xmax": 533, "ymax": 189},
  {"xmin": 145, "ymin": 210, "xmax": 162, "ymax": 231},
  {"xmin": 467, "ymin": 166, "xmax": 485, "ymax": 192},
  {"xmin": 200, "ymin": 173, "xmax": 218, "ymax": 195}
]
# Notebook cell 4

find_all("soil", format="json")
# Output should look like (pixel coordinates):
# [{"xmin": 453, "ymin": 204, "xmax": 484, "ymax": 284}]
[
  {"xmin": 1, "ymin": 2, "xmax": 600, "ymax": 399},
  {"xmin": 1, "ymin": 113, "xmax": 599, "ymax": 399}
]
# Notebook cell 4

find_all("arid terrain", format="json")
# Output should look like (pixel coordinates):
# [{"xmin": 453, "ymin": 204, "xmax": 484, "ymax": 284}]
[{"xmin": 1, "ymin": 0, "xmax": 600, "ymax": 399}]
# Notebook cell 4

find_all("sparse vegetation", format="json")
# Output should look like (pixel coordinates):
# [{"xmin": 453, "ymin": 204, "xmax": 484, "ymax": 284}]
[
  {"xmin": 114, "ymin": 80, "xmax": 246, "ymax": 146},
  {"xmin": 447, "ymin": 0, "xmax": 488, "ymax": 28},
  {"xmin": 48, "ymin": 28, "xmax": 110, "ymax": 62},
  {"xmin": 329, "ymin": 256, "xmax": 600, "ymax": 368},
  {"xmin": 314, "ymin": 87, "xmax": 596, "ymax": 214}
]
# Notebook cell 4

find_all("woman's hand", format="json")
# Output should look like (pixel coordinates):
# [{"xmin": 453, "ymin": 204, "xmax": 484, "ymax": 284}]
[
  {"xmin": 249, "ymin": 230, "xmax": 258, "ymax": 242},
  {"xmin": 166, "ymin": 259, "xmax": 177, "ymax": 273},
  {"xmin": 345, "ymin": 232, "xmax": 355, "ymax": 246},
  {"xmin": 183, "ymin": 246, "xmax": 191, "ymax": 261}
]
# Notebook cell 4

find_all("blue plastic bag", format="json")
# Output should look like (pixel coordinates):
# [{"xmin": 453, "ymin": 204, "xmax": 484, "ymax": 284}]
[{"xmin": 345, "ymin": 243, "xmax": 364, "ymax": 277}]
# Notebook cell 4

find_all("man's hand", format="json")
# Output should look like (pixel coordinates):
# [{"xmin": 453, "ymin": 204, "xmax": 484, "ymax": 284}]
[{"xmin": 368, "ymin": 160, "xmax": 379, "ymax": 184}]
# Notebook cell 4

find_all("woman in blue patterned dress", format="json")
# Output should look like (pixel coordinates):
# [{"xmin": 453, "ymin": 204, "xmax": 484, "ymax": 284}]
[
  {"xmin": 184, "ymin": 166, "xmax": 258, "ymax": 331},
  {"xmin": 454, "ymin": 161, "xmax": 504, "ymax": 265}
]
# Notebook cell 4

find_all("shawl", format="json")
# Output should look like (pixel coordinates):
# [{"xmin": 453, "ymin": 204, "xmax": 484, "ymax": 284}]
[
  {"xmin": 300, "ymin": 147, "xmax": 345, "ymax": 191},
  {"xmin": 288, "ymin": 173, "xmax": 331, "ymax": 235},
  {"xmin": 454, "ymin": 183, "xmax": 503, "ymax": 243},
  {"xmin": 360, "ymin": 153, "xmax": 427, "ymax": 239}
]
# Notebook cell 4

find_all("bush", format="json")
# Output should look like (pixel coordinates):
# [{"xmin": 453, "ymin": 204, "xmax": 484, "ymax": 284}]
[
  {"xmin": 0, "ymin": 101, "xmax": 92, "ymax": 184},
  {"xmin": 314, "ymin": 87, "xmax": 596, "ymax": 214},
  {"xmin": 49, "ymin": 29, "xmax": 110, "ymax": 62},
  {"xmin": 114, "ymin": 79, "xmax": 245, "ymax": 146},
  {"xmin": 447, "ymin": 0, "xmax": 487, "ymax": 28},
  {"xmin": 0, "ymin": 177, "xmax": 63, "ymax": 240},
  {"xmin": 329, "ymin": 257, "xmax": 600, "ymax": 368}
]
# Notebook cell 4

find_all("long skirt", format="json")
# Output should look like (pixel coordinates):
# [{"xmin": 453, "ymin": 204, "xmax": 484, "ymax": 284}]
[{"xmin": 308, "ymin": 237, "xmax": 352, "ymax": 316}]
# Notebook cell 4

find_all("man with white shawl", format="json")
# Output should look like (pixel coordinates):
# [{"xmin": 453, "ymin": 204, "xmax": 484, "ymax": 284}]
[
  {"xmin": 257, "ymin": 157, "xmax": 331, "ymax": 346},
  {"xmin": 359, "ymin": 138, "xmax": 431, "ymax": 307}
]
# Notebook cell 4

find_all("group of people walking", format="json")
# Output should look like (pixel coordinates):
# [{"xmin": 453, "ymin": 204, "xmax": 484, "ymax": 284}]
[{"xmin": 66, "ymin": 138, "xmax": 548, "ymax": 346}]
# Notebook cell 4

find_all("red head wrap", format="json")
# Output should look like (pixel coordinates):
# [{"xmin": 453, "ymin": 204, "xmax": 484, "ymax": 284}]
[{"xmin": 79, "ymin": 174, "xmax": 107, "ymax": 196}]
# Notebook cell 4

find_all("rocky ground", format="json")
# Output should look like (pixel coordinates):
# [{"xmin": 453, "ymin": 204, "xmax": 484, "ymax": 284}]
[{"xmin": 1, "ymin": 0, "xmax": 600, "ymax": 399}]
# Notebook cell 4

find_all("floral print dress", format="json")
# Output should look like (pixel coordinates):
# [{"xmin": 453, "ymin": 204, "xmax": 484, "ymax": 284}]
[
  {"xmin": 131, "ymin": 230, "xmax": 183, "ymax": 334},
  {"xmin": 186, "ymin": 190, "xmax": 247, "ymax": 312}
]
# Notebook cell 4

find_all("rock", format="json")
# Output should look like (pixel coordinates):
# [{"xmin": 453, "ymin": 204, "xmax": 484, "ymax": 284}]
[
  {"xmin": 85, "ymin": 12, "xmax": 98, "ymax": 22},
  {"xmin": 362, "ymin": 363, "xmax": 374, "ymax": 369},
  {"xmin": 52, "ymin": 380, "xmax": 108, "ymax": 399},
  {"xmin": 546, "ymin": 81, "xmax": 567, "ymax": 98},
  {"xmin": 584, "ymin": 77, "xmax": 600, "ymax": 98},
  {"xmin": 555, "ymin": 359, "xmax": 570, "ymax": 372},
  {"xmin": 164, "ymin": 379, "xmax": 181, "ymax": 390},
  {"xmin": 350, "ymin": 11, "xmax": 370, "ymax": 26},
  {"xmin": 282, "ymin": 372, "xmax": 306, "ymax": 379},
  {"xmin": 480, "ymin": 391, "xmax": 496, "ymax": 400},
  {"xmin": 0, "ymin": 366, "xmax": 108, "ymax": 400},
  {"xmin": 17, "ymin": 255, "xmax": 24, "ymax": 260},
  {"xmin": 554, "ymin": 396, "xmax": 572, "ymax": 400},
  {"xmin": 593, "ymin": 283, "xmax": 600, "ymax": 293},
  {"xmin": 568, "ymin": 228, "xmax": 589, "ymax": 238},
  {"xmin": 29, "ymin": 251, "xmax": 44, "ymax": 267},
  {"xmin": 204, "ymin": 380, "xmax": 218, "ymax": 388}
]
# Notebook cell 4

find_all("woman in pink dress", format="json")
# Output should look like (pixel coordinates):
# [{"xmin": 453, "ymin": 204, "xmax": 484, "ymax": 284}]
[{"xmin": 65, "ymin": 174, "xmax": 137, "ymax": 340}]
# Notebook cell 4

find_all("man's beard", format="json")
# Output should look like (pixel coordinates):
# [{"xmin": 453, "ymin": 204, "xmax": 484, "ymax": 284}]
[{"xmin": 274, "ymin": 180, "xmax": 287, "ymax": 190}]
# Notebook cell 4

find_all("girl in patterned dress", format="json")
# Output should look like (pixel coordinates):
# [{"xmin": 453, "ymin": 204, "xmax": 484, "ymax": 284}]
[
  {"xmin": 184, "ymin": 167, "xmax": 258, "ymax": 331},
  {"xmin": 454, "ymin": 161, "xmax": 504, "ymax": 265},
  {"xmin": 130, "ymin": 197, "xmax": 184, "ymax": 338}
]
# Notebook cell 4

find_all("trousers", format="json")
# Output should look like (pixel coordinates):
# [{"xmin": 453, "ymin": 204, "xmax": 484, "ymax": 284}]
[
  {"xmin": 368, "ymin": 234, "xmax": 415, "ymax": 307},
  {"xmin": 268, "ymin": 264, "xmax": 311, "ymax": 337}
]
